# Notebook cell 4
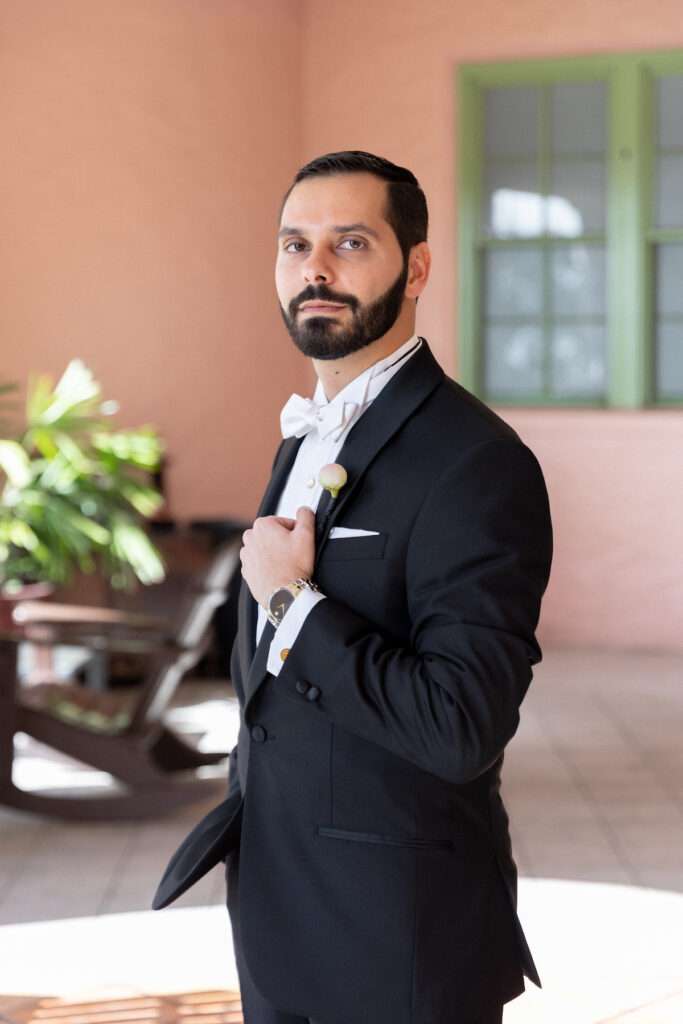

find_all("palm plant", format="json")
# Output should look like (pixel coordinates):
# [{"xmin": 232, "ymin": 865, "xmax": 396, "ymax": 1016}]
[{"xmin": 0, "ymin": 360, "xmax": 165, "ymax": 593}]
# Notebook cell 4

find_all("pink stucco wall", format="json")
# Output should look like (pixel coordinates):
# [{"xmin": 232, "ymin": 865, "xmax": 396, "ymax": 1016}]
[
  {"xmin": 1, "ymin": 0, "xmax": 681, "ymax": 650},
  {"xmin": 0, "ymin": 0, "xmax": 306, "ymax": 520},
  {"xmin": 508, "ymin": 410, "xmax": 683, "ymax": 651}
]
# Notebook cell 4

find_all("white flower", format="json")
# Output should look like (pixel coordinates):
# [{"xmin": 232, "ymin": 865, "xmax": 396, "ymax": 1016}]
[{"xmin": 318, "ymin": 463, "xmax": 347, "ymax": 499}]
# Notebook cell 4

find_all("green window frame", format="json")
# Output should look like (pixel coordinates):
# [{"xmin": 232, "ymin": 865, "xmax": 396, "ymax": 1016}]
[{"xmin": 458, "ymin": 51, "xmax": 683, "ymax": 408}]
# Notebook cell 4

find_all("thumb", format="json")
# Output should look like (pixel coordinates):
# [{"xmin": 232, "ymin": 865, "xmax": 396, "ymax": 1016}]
[{"xmin": 295, "ymin": 506, "xmax": 316, "ymax": 533}]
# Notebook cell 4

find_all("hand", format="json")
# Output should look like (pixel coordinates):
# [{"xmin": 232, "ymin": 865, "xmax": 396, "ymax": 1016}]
[{"xmin": 240, "ymin": 506, "xmax": 316, "ymax": 607}]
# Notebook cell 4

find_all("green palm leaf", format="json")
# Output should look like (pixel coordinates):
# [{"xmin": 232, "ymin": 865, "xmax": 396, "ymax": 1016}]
[{"xmin": 1, "ymin": 360, "xmax": 166, "ymax": 589}]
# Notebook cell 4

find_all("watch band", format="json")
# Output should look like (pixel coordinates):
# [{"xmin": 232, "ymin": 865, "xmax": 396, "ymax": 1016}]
[{"xmin": 290, "ymin": 578, "xmax": 321, "ymax": 595}]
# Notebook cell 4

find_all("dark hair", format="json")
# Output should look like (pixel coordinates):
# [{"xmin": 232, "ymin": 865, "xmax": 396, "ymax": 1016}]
[{"xmin": 282, "ymin": 150, "xmax": 428, "ymax": 261}]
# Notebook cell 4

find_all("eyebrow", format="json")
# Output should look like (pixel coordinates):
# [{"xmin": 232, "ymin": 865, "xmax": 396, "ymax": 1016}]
[{"xmin": 278, "ymin": 221, "xmax": 380, "ymax": 240}]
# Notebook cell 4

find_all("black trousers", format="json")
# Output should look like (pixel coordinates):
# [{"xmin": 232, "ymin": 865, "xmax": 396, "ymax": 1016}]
[
  {"xmin": 235, "ymin": 947, "xmax": 503, "ymax": 1024},
  {"xmin": 227, "ymin": 850, "xmax": 504, "ymax": 1024}
]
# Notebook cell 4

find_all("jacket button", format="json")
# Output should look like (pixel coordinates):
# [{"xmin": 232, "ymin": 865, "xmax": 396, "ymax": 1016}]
[
  {"xmin": 296, "ymin": 680, "xmax": 310, "ymax": 694},
  {"xmin": 306, "ymin": 686, "xmax": 321, "ymax": 701},
  {"xmin": 251, "ymin": 725, "xmax": 267, "ymax": 743}
]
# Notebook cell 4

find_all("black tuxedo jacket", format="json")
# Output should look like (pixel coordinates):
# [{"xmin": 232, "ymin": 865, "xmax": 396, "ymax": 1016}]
[{"xmin": 154, "ymin": 342, "xmax": 553, "ymax": 1024}]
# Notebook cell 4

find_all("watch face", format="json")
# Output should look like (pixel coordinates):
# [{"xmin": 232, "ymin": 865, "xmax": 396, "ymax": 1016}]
[{"xmin": 269, "ymin": 587, "xmax": 295, "ymax": 623}]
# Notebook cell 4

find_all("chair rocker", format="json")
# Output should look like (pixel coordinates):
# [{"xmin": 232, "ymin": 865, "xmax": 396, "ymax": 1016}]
[{"xmin": 0, "ymin": 539, "xmax": 241, "ymax": 820}]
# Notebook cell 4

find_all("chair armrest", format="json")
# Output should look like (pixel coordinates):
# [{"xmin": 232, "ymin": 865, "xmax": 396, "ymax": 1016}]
[
  {"xmin": 8, "ymin": 601, "xmax": 176, "ymax": 656},
  {"xmin": 12, "ymin": 601, "xmax": 167, "ymax": 630}
]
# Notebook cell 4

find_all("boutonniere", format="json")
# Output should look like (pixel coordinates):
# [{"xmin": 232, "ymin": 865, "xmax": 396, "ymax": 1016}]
[{"xmin": 318, "ymin": 463, "xmax": 347, "ymax": 499}]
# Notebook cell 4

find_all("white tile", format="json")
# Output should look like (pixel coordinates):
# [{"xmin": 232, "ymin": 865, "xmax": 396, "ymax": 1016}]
[{"xmin": 0, "ymin": 906, "xmax": 238, "ymax": 996}]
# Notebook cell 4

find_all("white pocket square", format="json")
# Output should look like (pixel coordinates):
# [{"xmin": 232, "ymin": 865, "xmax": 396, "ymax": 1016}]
[{"xmin": 329, "ymin": 527, "xmax": 380, "ymax": 539}]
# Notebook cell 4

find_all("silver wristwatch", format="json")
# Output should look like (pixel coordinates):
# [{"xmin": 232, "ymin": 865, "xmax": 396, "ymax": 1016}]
[{"xmin": 266, "ymin": 578, "xmax": 321, "ymax": 628}]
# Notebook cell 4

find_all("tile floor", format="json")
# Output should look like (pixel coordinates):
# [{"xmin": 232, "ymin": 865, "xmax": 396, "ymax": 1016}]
[{"xmin": 0, "ymin": 647, "xmax": 682, "ymax": 1022}]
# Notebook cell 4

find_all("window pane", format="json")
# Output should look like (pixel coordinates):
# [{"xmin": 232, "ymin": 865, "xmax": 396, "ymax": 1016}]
[
  {"xmin": 484, "ymin": 248, "xmax": 544, "ymax": 317},
  {"xmin": 552, "ymin": 245, "xmax": 606, "ymax": 317},
  {"xmin": 657, "ymin": 75, "xmax": 683, "ymax": 149},
  {"xmin": 549, "ymin": 160, "xmax": 606, "ymax": 235},
  {"xmin": 485, "ymin": 87, "xmax": 539, "ymax": 156},
  {"xmin": 484, "ymin": 325, "xmax": 543, "ymax": 397},
  {"xmin": 657, "ymin": 323, "xmax": 683, "ymax": 398},
  {"xmin": 655, "ymin": 154, "xmax": 683, "ymax": 229},
  {"xmin": 483, "ymin": 162, "xmax": 542, "ymax": 238},
  {"xmin": 656, "ymin": 244, "xmax": 683, "ymax": 315},
  {"xmin": 552, "ymin": 82, "xmax": 606, "ymax": 155},
  {"xmin": 551, "ymin": 326, "xmax": 607, "ymax": 398}
]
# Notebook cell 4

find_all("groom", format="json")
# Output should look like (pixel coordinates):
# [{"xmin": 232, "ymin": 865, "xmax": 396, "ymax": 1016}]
[{"xmin": 155, "ymin": 151, "xmax": 553, "ymax": 1024}]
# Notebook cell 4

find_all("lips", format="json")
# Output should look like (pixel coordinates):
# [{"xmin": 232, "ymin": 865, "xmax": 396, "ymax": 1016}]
[{"xmin": 299, "ymin": 303, "xmax": 346, "ymax": 315}]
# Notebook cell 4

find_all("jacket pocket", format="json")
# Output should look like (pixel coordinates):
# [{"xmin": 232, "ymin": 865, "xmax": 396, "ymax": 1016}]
[
  {"xmin": 317, "ymin": 825, "xmax": 452, "ymax": 850},
  {"xmin": 323, "ymin": 532, "xmax": 388, "ymax": 561}
]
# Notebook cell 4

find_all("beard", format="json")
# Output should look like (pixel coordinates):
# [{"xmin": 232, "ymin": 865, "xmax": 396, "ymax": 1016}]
[{"xmin": 279, "ymin": 263, "xmax": 408, "ymax": 360}]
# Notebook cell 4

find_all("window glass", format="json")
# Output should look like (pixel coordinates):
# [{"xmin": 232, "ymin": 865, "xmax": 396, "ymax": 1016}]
[
  {"xmin": 656, "ymin": 324, "xmax": 683, "ymax": 397},
  {"xmin": 653, "ymin": 78, "xmax": 683, "ymax": 399},
  {"xmin": 552, "ymin": 246, "xmax": 606, "ymax": 317},
  {"xmin": 484, "ymin": 248, "xmax": 544, "ymax": 316},
  {"xmin": 654, "ymin": 245, "xmax": 683, "ymax": 399},
  {"xmin": 551, "ymin": 326, "xmax": 607, "ymax": 398},
  {"xmin": 657, "ymin": 75, "xmax": 683, "ymax": 148},
  {"xmin": 656, "ymin": 243, "xmax": 683, "ymax": 315},
  {"xmin": 479, "ymin": 78, "xmax": 607, "ymax": 401},
  {"xmin": 483, "ymin": 163, "xmax": 541, "ymax": 238},
  {"xmin": 484, "ymin": 326, "xmax": 543, "ymax": 397},
  {"xmin": 485, "ymin": 87, "xmax": 539, "ymax": 156},
  {"xmin": 655, "ymin": 154, "xmax": 683, "ymax": 229},
  {"xmin": 549, "ymin": 161, "xmax": 606, "ymax": 236},
  {"xmin": 552, "ymin": 82, "xmax": 606, "ymax": 154}
]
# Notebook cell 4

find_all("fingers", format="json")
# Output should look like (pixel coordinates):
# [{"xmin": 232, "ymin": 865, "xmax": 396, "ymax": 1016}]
[
  {"xmin": 273, "ymin": 515, "xmax": 297, "ymax": 530},
  {"xmin": 247, "ymin": 515, "xmax": 296, "ymax": 534},
  {"xmin": 242, "ymin": 512, "xmax": 309, "ymax": 544}
]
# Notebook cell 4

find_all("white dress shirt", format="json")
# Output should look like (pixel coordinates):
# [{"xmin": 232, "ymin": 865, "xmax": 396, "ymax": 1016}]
[{"xmin": 257, "ymin": 335, "xmax": 422, "ymax": 676}]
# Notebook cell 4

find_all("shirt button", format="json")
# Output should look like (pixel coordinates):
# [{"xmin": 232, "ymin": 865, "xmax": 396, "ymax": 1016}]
[
  {"xmin": 306, "ymin": 686, "xmax": 321, "ymax": 702},
  {"xmin": 251, "ymin": 725, "xmax": 267, "ymax": 743},
  {"xmin": 306, "ymin": 477, "xmax": 315, "ymax": 488},
  {"xmin": 296, "ymin": 680, "xmax": 310, "ymax": 694}
]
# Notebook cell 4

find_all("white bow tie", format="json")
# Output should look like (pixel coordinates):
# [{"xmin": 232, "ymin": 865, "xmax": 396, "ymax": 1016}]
[{"xmin": 280, "ymin": 393, "xmax": 359, "ymax": 442}]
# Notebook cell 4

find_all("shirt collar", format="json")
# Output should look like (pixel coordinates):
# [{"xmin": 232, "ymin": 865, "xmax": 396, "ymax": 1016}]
[{"xmin": 311, "ymin": 334, "xmax": 421, "ymax": 413}]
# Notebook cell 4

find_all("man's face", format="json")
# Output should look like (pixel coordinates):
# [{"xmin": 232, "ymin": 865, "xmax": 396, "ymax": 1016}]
[{"xmin": 276, "ymin": 173, "xmax": 408, "ymax": 360}]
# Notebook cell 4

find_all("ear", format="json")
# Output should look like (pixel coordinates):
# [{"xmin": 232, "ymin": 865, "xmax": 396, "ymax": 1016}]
[{"xmin": 404, "ymin": 242, "xmax": 431, "ymax": 299}]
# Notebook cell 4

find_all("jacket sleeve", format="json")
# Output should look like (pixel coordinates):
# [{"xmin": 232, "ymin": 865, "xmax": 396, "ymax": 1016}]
[{"xmin": 275, "ymin": 437, "xmax": 552, "ymax": 784}]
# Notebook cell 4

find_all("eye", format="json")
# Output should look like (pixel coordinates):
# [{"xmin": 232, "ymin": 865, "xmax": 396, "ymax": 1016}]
[
  {"xmin": 339, "ymin": 238, "xmax": 366, "ymax": 250},
  {"xmin": 283, "ymin": 240, "xmax": 308, "ymax": 253}
]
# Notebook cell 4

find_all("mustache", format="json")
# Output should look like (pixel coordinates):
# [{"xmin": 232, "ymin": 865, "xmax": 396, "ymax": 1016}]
[{"xmin": 289, "ymin": 284, "xmax": 359, "ymax": 318}]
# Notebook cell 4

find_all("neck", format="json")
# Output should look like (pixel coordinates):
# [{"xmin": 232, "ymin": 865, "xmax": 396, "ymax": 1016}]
[{"xmin": 314, "ymin": 317, "xmax": 417, "ymax": 401}]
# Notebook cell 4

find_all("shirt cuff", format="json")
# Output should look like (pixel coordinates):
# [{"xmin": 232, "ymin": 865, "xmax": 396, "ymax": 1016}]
[{"xmin": 267, "ymin": 589, "xmax": 326, "ymax": 676}]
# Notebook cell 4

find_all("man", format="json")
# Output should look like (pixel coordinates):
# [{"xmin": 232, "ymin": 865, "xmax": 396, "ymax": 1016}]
[{"xmin": 154, "ymin": 151, "xmax": 553, "ymax": 1024}]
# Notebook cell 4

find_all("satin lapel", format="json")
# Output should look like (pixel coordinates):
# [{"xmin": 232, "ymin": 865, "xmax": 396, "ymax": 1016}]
[
  {"xmin": 314, "ymin": 340, "xmax": 444, "ymax": 565},
  {"xmin": 239, "ymin": 435, "xmax": 303, "ymax": 676},
  {"xmin": 257, "ymin": 436, "xmax": 304, "ymax": 518}
]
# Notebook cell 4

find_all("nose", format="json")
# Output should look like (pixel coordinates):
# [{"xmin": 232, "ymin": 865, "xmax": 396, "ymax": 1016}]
[{"xmin": 302, "ymin": 244, "xmax": 333, "ymax": 285}]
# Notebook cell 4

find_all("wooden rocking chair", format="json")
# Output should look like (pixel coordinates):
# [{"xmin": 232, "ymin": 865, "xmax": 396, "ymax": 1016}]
[{"xmin": 0, "ymin": 538, "xmax": 241, "ymax": 820}]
